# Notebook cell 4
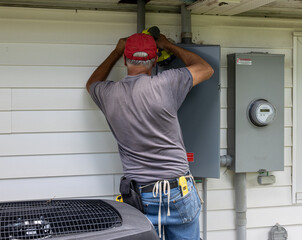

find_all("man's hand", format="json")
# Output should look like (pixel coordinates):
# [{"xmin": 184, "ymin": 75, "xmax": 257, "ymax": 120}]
[
  {"xmin": 156, "ymin": 34, "xmax": 172, "ymax": 50},
  {"xmin": 115, "ymin": 38, "xmax": 127, "ymax": 56}
]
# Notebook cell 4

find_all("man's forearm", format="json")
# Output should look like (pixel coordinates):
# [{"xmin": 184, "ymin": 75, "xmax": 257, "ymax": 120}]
[
  {"xmin": 86, "ymin": 49, "xmax": 123, "ymax": 92},
  {"xmin": 157, "ymin": 35, "xmax": 214, "ymax": 86},
  {"xmin": 164, "ymin": 42, "xmax": 208, "ymax": 68}
]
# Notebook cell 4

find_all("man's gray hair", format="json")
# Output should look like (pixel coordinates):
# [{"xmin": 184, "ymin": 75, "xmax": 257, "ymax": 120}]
[{"xmin": 125, "ymin": 51, "xmax": 156, "ymax": 69}]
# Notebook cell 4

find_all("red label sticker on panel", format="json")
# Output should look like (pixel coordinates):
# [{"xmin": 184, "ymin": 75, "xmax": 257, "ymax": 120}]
[
  {"xmin": 236, "ymin": 58, "xmax": 252, "ymax": 65},
  {"xmin": 187, "ymin": 152, "xmax": 194, "ymax": 162}
]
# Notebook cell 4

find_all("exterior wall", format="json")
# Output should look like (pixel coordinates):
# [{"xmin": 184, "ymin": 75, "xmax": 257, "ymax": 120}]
[
  {"xmin": 293, "ymin": 33, "xmax": 302, "ymax": 203},
  {"xmin": 0, "ymin": 6, "xmax": 301, "ymax": 239}
]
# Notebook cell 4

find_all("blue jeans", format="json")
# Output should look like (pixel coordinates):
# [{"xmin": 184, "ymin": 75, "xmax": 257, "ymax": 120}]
[{"xmin": 140, "ymin": 179, "xmax": 202, "ymax": 240}]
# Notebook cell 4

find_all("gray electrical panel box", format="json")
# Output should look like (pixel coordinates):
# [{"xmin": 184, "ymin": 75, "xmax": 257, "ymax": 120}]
[
  {"xmin": 227, "ymin": 53, "xmax": 284, "ymax": 173},
  {"xmin": 159, "ymin": 45, "xmax": 220, "ymax": 178}
]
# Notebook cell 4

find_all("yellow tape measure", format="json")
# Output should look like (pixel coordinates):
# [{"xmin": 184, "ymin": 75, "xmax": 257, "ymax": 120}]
[{"xmin": 179, "ymin": 176, "xmax": 189, "ymax": 197}]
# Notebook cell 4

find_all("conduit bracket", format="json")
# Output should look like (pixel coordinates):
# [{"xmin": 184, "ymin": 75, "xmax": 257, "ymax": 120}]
[{"xmin": 257, "ymin": 169, "xmax": 276, "ymax": 185}]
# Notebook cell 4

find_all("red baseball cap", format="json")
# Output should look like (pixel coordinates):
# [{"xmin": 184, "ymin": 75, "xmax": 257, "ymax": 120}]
[{"xmin": 124, "ymin": 33, "xmax": 157, "ymax": 61}]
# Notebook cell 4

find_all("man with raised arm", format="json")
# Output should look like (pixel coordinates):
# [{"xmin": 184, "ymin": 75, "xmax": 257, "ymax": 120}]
[{"xmin": 86, "ymin": 33, "xmax": 214, "ymax": 240}]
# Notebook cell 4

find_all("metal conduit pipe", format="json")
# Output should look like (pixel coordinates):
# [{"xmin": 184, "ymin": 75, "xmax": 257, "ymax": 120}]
[
  {"xmin": 235, "ymin": 173, "xmax": 247, "ymax": 240},
  {"xmin": 137, "ymin": 0, "xmax": 145, "ymax": 33},
  {"xmin": 181, "ymin": 4, "xmax": 192, "ymax": 44}
]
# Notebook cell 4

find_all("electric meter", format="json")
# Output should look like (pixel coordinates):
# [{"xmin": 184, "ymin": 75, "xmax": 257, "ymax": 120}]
[{"xmin": 248, "ymin": 99, "xmax": 276, "ymax": 127}]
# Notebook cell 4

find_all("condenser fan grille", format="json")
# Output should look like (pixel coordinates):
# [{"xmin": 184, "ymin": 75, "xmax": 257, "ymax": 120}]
[{"xmin": 0, "ymin": 199, "xmax": 122, "ymax": 240}]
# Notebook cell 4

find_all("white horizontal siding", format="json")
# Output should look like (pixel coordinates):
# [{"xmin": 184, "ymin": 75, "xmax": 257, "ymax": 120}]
[
  {"xmin": 12, "ymin": 89, "xmax": 96, "ymax": 110},
  {"xmin": 0, "ymin": 43, "xmax": 124, "ymax": 67},
  {"xmin": 285, "ymin": 127, "xmax": 292, "ymax": 146},
  {"xmin": 0, "ymin": 175, "xmax": 116, "ymax": 201},
  {"xmin": 285, "ymin": 87, "xmax": 293, "ymax": 107},
  {"xmin": 114, "ymin": 174, "xmax": 124, "ymax": 195},
  {"xmin": 220, "ymin": 88, "xmax": 227, "ymax": 108},
  {"xmin": 12, "ymin": 110, "xmax": 110, "ymax": 133},
  {"xmin": 294, "ymin": 35, "xmax": 302, "ymax": 197},
  {"xmin": 220, "ymin": 67, "xmax": 227, "ymax": 87},
  {"xmin": 248, "ymin": 206, "xmax": 302, "ymax": 228},
  {"xmin": 0, "ymin": 66, "xmax": 127, "ymax": 88},
  {"xmin": 0, "ymin": 18, "xmax": 135, "ymax": 45},
  {"xmin": 208, "ymin": 225, "xmax": 302, "ymax": 240},
  {"xmin": 206, "ymin": 209, "xmax": 235, "ymax": 231},
  {"xmin": 0, "ymin": 153, "xmax": 122, "ymax": 179},
  {"xmin": 0, "ymin": 112, "xmax": 11, "ymax": 133},
  {"xmin": 285, "ymin": 68, "xmax": 293, "ymax": 88},
  {"xmin": 206, "ymin": 168, "xmax": 234, "ymax": 190},
  {"xmin": 192, "ymin": 26, "xmax": 293, "ymax": 48},
  {"xmin": 285, "ymin": 107, "xmax": 292, "ymax": 127},
  {"xmin": 246, "ymin": 186, "xmax": 292, "ymax": 208},
  {"xmin": 205, "ymin": 206, "xmax": 302, "ymax": 231},
  {"xmin": 284, "ymin": 147, "xmax": 292, "ymax": 166},
  {"xmin": 0, "ymin": 132, "xmax": 118, "ymax": 156},
  {"xmin": 0, "ymin": 7, "xmax": 138, "ymax": 25},
  {"xmin": 0, "ymin": 89, "xmax": 11, "ymax": 110},
  {"xmin": 0, "ymin": 6, "xmax": 299, "ymax": 239},
  {"xmin": 220, "ymin": 129, "xmax": 227, "ymax": 149}
]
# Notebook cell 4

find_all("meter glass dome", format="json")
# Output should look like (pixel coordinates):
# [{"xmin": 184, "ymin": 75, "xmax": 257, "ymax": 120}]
[{"xmin": 248, "ymin": 99, "xmax": 276, "ymax": 127}]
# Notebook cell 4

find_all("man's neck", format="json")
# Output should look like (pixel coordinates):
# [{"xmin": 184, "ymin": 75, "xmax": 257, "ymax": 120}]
[{"xmin": 127, "ymin": 65, "xmax": 152, "ymax": 76}]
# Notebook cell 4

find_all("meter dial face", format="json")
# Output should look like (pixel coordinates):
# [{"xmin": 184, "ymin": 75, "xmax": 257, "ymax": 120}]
[{"xmin": 248, "ymin": 99, "xmax": 276, "ymax": 127}]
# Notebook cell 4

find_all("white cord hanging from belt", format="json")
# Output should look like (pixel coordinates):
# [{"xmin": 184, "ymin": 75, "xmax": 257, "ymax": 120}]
[{"xmin": 152, "ymin": 180, "xmax": 171, "ymax": 238}]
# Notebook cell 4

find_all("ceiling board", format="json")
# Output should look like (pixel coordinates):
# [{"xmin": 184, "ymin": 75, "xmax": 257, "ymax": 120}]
[
  {"xmin": 0, "ymin": 0, "xmax": 301, "ymax": 19},
  {"xmin": 264, "ymin": 0, "xmax": 302, "ymax": 9},
  {"xmin": 188, "ymin": 0, "xmax": 256, "ymax": 15},
  {"xmin": 205, "ymin": 2, "xmax": 243, "ymax": 15},
  {"xmin": 188, "ymin": 0, "xmax": 277, "ymax": 16},
  {"xmin": 222, "ymin": 0, "xmax": 276, "ymax": 15}
]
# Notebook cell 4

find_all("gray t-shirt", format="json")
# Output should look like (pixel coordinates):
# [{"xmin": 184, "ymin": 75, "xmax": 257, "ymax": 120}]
[{"xmin": 90, "ymin": 67, "xmax": 193, "ymax": 182}]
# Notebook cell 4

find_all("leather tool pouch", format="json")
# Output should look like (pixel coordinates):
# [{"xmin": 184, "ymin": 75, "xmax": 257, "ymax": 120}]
[{"xmin": 120, "ymin": 176, "xmax": 144, "ymax": 213}]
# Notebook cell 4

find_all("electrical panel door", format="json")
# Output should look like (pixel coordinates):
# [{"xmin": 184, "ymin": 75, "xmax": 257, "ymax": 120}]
[{"xmin": 158, "ymin": 45, "xmax": 221, "ymax": 178}]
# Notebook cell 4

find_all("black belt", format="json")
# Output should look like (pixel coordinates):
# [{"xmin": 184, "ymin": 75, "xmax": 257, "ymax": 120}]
[{"xmin": 138, "ymin": 179, "xmax": 179, "ymax": 193}]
